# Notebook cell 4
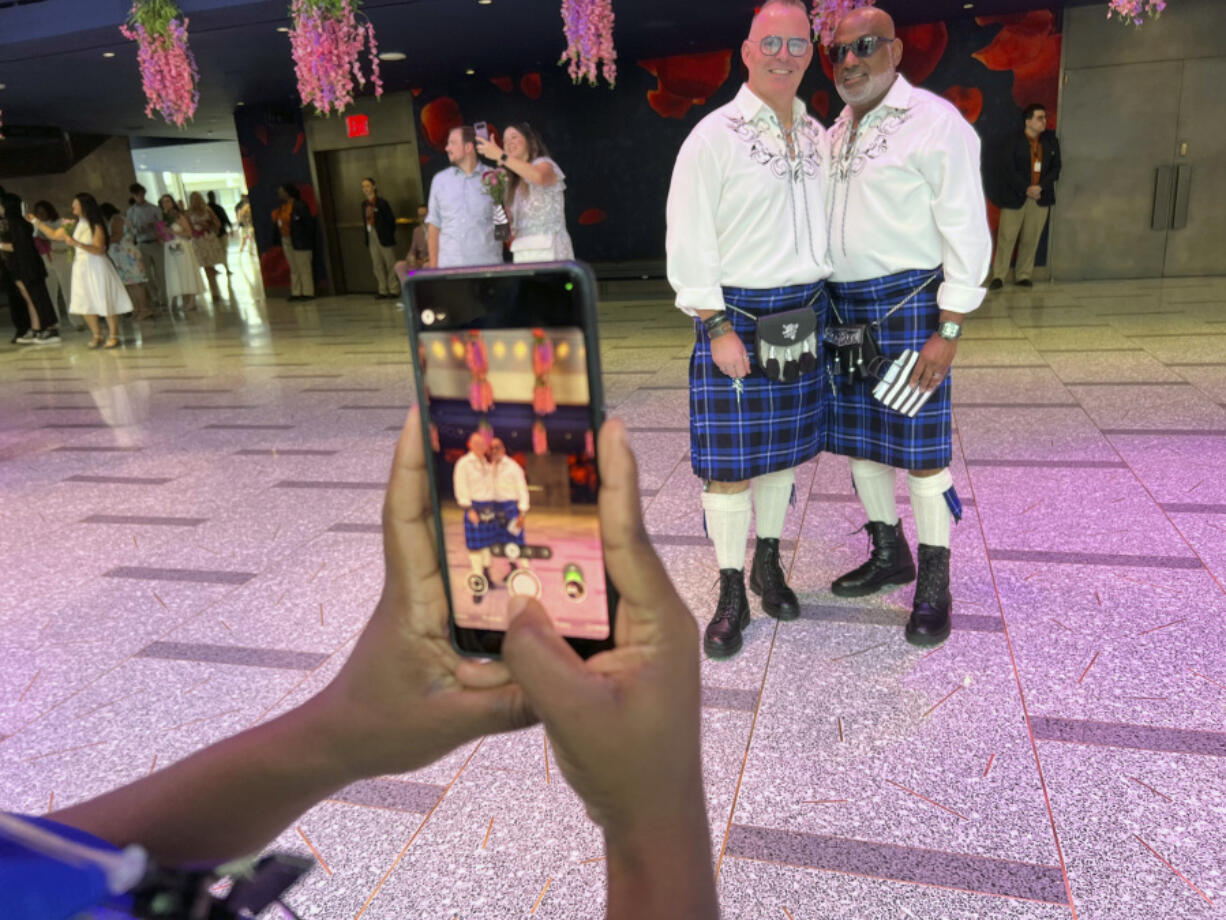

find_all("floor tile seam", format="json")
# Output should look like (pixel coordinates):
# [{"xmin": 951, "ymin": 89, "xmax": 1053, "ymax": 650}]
[
  {"xmin": 1097, "ymin": 429, "xmax": 1226, "ymax": 597},
  {"xmin": 730, "ymin": 821, "xmax": 1067, "ymax": 871},
  {"xmin": 953, "ymin": 422, "xmax": 1080, "ymax": 920},
  {"xmin": 719, "ymin": 852, "xmax": 1072, "ymax": 907},
  {"xmin": 352, "ymin": 736, "xmax": 487, "ymax": 920},
  {"xmin": 5, "ymin": 570, "xmax": 262, "ymax": 744}
]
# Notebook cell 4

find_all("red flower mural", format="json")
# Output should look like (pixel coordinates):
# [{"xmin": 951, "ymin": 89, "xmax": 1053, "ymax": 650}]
[
  {"xmin": 943, "ymin": 85, "xmax": 984, "ymax": 124},
  {"xmin": 490, "ymin": 75, "xmax": 514, "ymax": 93},
  {"xmin": 820, "ymin": 23, "xmax": 947, "ymax": 87},
  {"xmin": 810, "ymin": 90, "xmax": 830, "ymax": 122},
  {"xmin": 639, "ymin": 50, "xmax": 733, "ymax": 119},
  {"xmin": 420, "ymin": 96, "xmax": 463, "ymax": 150},
  {"xmin": 520, "ymin": 72, "xmax": 542, "ymax": 99},
  {"xmin": 974, "ymin": 12, "xmax": 1061, "ymax": 125},
  {"xmin": 578, "ymin": 208, "xmax": 607, "ymax": 226},
  {"xmin": 292, "ymin": 131, "xmax": 305, "ymax": 155}
]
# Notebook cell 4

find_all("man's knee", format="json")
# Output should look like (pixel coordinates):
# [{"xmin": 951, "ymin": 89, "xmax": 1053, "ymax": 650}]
[
  {"xmin": 909, "ymin": 467, "xmax": 944, "ymax": 478},
  {"xmin": 705, "ymin": 479, "xmax": 750, "ymax": 495}
]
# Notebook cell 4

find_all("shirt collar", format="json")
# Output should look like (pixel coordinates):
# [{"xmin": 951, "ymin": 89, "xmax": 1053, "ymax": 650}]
[
  {"xmin": 835, "ymin": 73, "xmax": 914, "ymax": 128},
  {"xmin": 735, "ymin": 83, "xmax": 806, "ymax": 128}
]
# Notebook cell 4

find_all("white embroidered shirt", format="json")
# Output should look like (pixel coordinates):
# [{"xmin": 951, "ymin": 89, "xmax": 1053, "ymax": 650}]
[
  {"xmin": 826, "ymin": 76, "xmax": 991, "ymax": 314},
  {"xmin": 666, "ymin": 84, "xmax": 832, "ymax": 316},
  {"xmin": 453, "ymin": 451, "xmax": 494, "ymax": 507}
]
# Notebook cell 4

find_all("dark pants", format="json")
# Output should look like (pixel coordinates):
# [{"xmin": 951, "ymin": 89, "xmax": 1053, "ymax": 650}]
[
  {"xmin": 1, "ymin": 263, "xmax": 28, "ymax": 336},
  {"xmin": 23, "ymin": 276, "xmax": 59, "ymax": 329}
]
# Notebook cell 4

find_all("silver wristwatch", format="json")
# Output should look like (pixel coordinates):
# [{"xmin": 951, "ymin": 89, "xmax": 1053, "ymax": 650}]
[{"xmin": 937, "ymin": 321, "xmax": 963, "ymax": 341}]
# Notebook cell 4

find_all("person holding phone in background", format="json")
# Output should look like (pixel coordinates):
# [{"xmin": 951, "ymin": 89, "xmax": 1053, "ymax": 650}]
[
  {"xmin": 666, "ymin": 0, "xmax": 832, "ymax": 660},
  {"xmin": 475, "ymin": 123, "xmax": 575, "ymax": 263},
  {"xmin": 822, "ymin": 7, "xmax": 991, "ymax": 646},
  {"xmin": 9, "ymin": 411, "xmax": 718, "ymax": 920}
]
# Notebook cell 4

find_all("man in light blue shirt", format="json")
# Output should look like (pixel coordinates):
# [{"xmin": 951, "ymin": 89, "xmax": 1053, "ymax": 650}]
[{"xmin": 426, "ymin": 126, "xmax": 502, "ymax": 268}]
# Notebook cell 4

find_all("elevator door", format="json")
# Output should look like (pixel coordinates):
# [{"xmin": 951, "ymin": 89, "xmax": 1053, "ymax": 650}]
[
  {"xmin": 1052, "ymin": 57, "xmax": 1226, "ymax": 281},
  {"xmin": 318, "ymin": 145, "xmax": 418, "ymax": 295},
  {"xmin": 1163, "ymin": 57, "xmax": 1226, "ymax": 276}
]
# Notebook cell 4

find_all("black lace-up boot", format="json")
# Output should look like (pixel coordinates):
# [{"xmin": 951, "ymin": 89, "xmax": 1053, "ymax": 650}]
[
  {"xmin": 704, "ymin": 569, "xmax": 751, "ymax": 659},
  {"xmin": 906, "ymin": 545, "xmax": 952, "ymax": 647},
  {"xmin": 830, "ymin": 520, "xmax": 916, "ymax": 598},
  {"xmin": 749, "ymin": 538, "xmax": 800, "ymax": 620}
]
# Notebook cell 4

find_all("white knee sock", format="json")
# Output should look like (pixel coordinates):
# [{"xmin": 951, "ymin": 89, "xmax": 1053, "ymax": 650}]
[
  {"xmin": 702, "ymin": 488, "xmax": 752, "ymax": 571},
  {"xmin": 850, "ymin": 459, "xmax": 899, "ymax": 525},
  {"xmin": 468, "ymin": 552, "xmax": 483, "ymax": 575},
  {"xmin": 909, "ymin": 469, "xmax": 954, "ymax": 548},
  {"xmin": 752, "ymin": 468, "xmax": 795, "ymax": 540},
  {"xmin": 481, "ymin": 548, "xmax": 492, "ymax": 568}
]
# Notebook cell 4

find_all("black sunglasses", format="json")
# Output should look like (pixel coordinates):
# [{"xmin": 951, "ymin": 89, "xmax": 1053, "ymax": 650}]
[{"xmin": 829, "ymin": 34, "xmax": 896, "ymax": 65}]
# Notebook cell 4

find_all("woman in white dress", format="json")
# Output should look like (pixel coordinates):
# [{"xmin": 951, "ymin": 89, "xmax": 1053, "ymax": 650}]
[
  {"xmin": 28, "ymin": 193, "xmax": 132, "ymax": 349},
  {"xmin": 158, "ymin": 195, "xmax": 204, "ymax": 311},
  {"xmin": 476, "ymin": 123, "xmax": 574, "ymax": 263}
]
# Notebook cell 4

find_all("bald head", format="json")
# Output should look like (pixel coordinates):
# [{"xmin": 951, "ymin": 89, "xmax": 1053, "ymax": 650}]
[
  {"xmin": 831, "ymin": 5, "xmax": 902, "ymax": 115},
  {"xmin": 750, "ymin": 0, "xmax": 808, "ymax": 34},
  {"xmin": 833, "ymin": 6, "xmax": 896, "ymax": 44},
  {"xmin": 743, "ymin": 0, "xmax": 813, "ymax": 120}
]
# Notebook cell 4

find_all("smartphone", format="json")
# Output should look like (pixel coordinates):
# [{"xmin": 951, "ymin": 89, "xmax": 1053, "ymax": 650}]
[
  {"xmin": 474, "ymin": 121, "xmax": 489, "ymax": 141},
  {"xmin": 404, "ymin": 263, "xmax": 616, "ymax": 659}
]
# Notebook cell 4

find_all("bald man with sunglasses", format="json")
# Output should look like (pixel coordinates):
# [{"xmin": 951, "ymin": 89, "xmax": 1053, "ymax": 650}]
[
  {"xmin": 821, "ymin": 8, "xmax": 991, "ymax": 647},
  {"xmin": 666, "ymin": 0, "xmax": 832, "ymax": 660}
]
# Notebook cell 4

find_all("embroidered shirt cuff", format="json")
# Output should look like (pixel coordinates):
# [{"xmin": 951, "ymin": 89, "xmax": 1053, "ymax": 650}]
[{"xmin": 936, "ymin": 281, "xmax": 986, "ymax": 315}]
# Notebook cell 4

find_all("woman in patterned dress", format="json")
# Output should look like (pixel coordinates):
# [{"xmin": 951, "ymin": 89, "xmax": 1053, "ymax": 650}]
[
  {"xmin": 475, "ymin": 124, "xmax": 574, "ymax": 263},
  {"xmin": 187, "ymin": 191, "xmax": 225, "ymax": 302},
  {"xmin": 101, "ymin": 203, "xmax": 152, "ymax": 320}
]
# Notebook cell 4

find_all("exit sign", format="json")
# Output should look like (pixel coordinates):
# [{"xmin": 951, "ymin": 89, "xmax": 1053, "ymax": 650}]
[{"xmin": 346, "ymin": 114, "xmax": 370, "ymax": 138}]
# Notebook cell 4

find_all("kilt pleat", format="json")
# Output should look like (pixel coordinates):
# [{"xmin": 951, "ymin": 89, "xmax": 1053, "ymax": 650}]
[
  {"xmin": 826, "ymin": 268, "xmax": 951, "ymax": 470},
  {"xmin": 690, "ymin": 282, "xmax": 828, "ymax": 482},
  {"xmin": 463, "ymin": 500, "xmax": 503, "ymax": 549}
]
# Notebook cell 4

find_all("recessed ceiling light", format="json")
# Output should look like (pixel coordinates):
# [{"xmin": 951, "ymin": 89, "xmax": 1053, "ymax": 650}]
[
  {"xmin": 478, "ymin": 0, "xmax": 492, "ymax": 5},
  {"xmin": 963, "ymin": 2, "xmax": 974, "ymax": 6},
  {"xmin": 465, "ymin": 68, "xmax": 475, "ymax": 75},
  {"xmin": 379, "ymin": 52, "xmax": 407, "ymax": 61},
  {"xmin": 103, "ymin": 51, "xmax": 116, "ymax": 58},
  {"xmin": 276, "ymin": 26, "xmax": 290, "ymax": 32},
  {"xmin": 236, "ymin": 101, "xmax": 245, "ymax": 106},
  {"xmin": 0, "ymin": 83, "xmax": 6, "ymax": 90}
]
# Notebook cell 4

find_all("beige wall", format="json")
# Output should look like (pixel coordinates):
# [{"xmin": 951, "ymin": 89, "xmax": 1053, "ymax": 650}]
[{"xmin": 3, "ymin": 136, "xmax": 138, "ymax": 214}]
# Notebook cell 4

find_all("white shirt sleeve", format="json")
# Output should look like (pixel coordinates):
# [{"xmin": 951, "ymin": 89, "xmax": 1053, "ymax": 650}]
[
  {"xmin": 666, "ymin": 133, "xmax": 725, "ymax": 317},
  {"xmin": 426, "ymin": 175, "xmax": 442, "ymax": 230},
  {"xmin": 514, "ymin": 465, "xmax": 529, "ymax": 513},
  {"xmin": 917, "ymin": 115, "xmax": 992, "ymax": 314},
  {"xmin": 454, "ymin": 454, "xmax": 472, "ymax": 507}
]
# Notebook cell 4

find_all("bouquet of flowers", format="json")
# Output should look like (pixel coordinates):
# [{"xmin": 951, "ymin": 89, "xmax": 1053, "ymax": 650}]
[{"xmin": 480, "ymin": 168, "xmax": 510, "ymax": 241}]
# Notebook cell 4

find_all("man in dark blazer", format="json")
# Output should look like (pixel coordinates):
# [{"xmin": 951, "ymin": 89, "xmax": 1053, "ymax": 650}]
[
  {"xmin": 360, "ymin": 177, "xmax": 399, "ymax": 300},
  {"xmin": 988, "ymin": 103, "xmax": 1061, "ymax": 289}
]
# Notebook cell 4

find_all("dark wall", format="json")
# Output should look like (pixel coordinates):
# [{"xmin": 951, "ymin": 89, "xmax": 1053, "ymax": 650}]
[
  {"xmin": 233, "ymin": 104, "xmax": 326, "ymax": 291},
  {"xmin": 410, "ymin": 9, "xmax": 1062, "ymax": 267}
]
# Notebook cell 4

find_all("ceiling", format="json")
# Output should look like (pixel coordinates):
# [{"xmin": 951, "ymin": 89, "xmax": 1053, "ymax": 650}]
[{"xmin": 0, "ymin": 0, "xmax": 1098, "ymax": 142}]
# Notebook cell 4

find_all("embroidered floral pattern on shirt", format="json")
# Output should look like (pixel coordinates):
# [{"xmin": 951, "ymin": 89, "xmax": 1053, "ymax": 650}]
[
  {"xmin": 831, "ymin": 108, "xmax": 914, "ymax": 181},
  {"xmin": 726, "ymin": 113, "xmax": 823, "ymax": 181}
]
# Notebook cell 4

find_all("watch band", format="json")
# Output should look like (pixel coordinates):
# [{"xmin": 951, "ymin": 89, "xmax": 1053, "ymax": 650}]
[{"xmin": 500, "ymin": 152, "xmax": 509, "ymax": 164}]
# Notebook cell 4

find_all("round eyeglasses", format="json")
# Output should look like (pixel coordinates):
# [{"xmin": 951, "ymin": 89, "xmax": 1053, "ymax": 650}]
[{"xmin": 749, "ymin": 35, "xmax": 812, "ymax": 57}]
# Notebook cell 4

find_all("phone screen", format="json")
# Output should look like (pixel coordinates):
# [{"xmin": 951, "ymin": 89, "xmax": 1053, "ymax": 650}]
[
  {"xmin": 404, "ymin": 264, "xmax": 615, "ymax": 659},
  {"xmin": 474, "ymin": 121, "xmax": 489, "ymax": 141}
]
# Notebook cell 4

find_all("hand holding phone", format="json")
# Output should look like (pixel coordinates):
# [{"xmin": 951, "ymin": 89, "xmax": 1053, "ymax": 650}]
[
  {"xmin": 474, "ymin": 120, "xmax": 489, "ymax": 141},
  {"xmin": 502, "ymin": 420, "xmax": 717, "ymax": 919}
]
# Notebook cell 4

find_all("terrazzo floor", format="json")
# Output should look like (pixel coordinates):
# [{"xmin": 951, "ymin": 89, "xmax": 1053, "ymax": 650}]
[{"xmin": 2, "ymin": 258, "xmax": 1225, "ymax": 919}]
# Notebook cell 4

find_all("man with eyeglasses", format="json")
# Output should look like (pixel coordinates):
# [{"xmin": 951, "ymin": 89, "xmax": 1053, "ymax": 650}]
[
  {"xmin": 822, "ymin": 7, "xmax": 991, "ymax": 647},
  {"xmin": 666, "ymin": 0, "xmax": 832, "ymax": 660}
]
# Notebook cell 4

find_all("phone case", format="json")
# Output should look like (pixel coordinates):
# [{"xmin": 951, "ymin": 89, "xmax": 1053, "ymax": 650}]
[{"xmin": 402, "ymin": 262, "xmax": 616, "ymax": 661}]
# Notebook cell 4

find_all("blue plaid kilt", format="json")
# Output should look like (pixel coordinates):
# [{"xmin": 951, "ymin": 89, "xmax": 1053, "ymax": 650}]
[
  {"xmin": 463, "ymin": 500, "xmax": 502, "ymax": 550},
  {"xmin": 493, "ymin": 499, "xmax": 525, "ymax": 547},
  {"xmin": 690, "ymin": 282, "xmax": 828, "ymax": 482},
  {"xmin": 826, "ymin": 268, "xmax": 951, "ymax": 470}
]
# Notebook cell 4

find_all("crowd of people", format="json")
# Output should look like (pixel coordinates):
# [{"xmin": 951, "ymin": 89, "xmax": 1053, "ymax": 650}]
[{"xmin": 1, "ymin": 181, "xmax": 241, "ymax": 347}]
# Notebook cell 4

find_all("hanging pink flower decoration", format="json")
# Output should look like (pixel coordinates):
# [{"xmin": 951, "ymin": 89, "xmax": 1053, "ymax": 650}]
[
  {"xmin": 0, "ymin": 110, "xmax": 5, "ymax": 140},
  {"xmin": 532, "ymin": 420, "xmax": 549, "ymax": 456},
  {"xmin": 810, "ymin": 0, "xmax": 877, "ymax": 48},
  {"xmin": 532, "ymin": 330, "xmax": 557, "ymax": 416},
  {"xmin": 560, "ymin": 0, "xmax": 617, "ymax": 88},
  {"xmin": 289, "ymin": 0, "xmax": 384, "ymax": 117},
  {"xmin": 584, "ymin": 429, "xmax": 595, "ymax": 459},
  {"xmin": 1107, "ymin": 0, "xmax": 1166, "ymax": 25},
  {"xmin": 119, "ymin": 2, "xmax": 200, "ymax": 129},
  {"xmin": 464, "ymin": 332, "xmax": 494, "ymax": 413}
]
